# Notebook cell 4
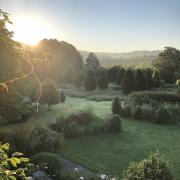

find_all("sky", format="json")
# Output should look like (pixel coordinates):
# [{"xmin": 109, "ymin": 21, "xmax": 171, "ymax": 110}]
[{"xmin": 0, "ymin": 0, "xmax": 180, "ymax": 52}]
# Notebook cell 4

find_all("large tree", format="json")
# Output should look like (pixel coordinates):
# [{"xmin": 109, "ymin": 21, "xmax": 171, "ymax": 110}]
[
  {"xmin": 153, "ymin": 47, "xmax": 180, "ymax": 83},
  {"xmin": 121, "ymin": 69, "xmax": 135, "ymax": 94}
]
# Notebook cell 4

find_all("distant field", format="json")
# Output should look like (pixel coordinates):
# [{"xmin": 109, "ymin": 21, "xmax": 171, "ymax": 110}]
[{"xmin": 1, "ymin": 85, "xmax": 179, "ymax": 179}]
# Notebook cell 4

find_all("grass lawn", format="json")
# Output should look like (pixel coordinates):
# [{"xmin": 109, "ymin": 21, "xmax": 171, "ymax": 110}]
[
  {"xmin": 1, "ymin": 87, "xmax": 180, "ymax": 179},
  {"xmin": 60, "ymin": 119, "xmax": 180, "ymax": 179}
]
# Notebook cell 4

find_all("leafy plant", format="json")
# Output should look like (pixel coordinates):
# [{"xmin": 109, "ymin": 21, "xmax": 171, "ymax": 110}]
[
  {"xmin": 0, "ymin": 143, "xmax": 34, "ymax": 179},
  {"xmin": 123, "ymin": 151, "xmax": 173, "ymax": 180}
]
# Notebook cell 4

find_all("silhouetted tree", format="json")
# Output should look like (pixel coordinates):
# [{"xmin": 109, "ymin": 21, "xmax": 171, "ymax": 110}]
[
  {"xmin": 84, "ymin": 71, "xmax": 97, "ymax": 91},
  {"xmin": 121, "ymin": 69, "xmax": 135, "ymax": 94}
]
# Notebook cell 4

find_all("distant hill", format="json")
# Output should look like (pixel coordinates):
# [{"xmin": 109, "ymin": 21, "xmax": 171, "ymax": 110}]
[{"xmin": 79, "ymin": 50, "xmax": 161, "ymax": 67}]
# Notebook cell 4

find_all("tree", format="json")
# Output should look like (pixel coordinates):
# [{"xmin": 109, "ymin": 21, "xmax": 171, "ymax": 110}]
[
  {"xmin": 135, "ymin": 69, "xmax": 146, "ymax": 91},
  {"xmin": 40, "ymin": 79, "xmax": 59, "ymax": 110},
  {"xmin": 107, "ymin": 65, "xmax": 121, "ymax": 82},
  {"xmin": 60, "ymin": 91, "xmax": 66, "ymax": 103},
  {"xmin": 152, "ymin": 71, "xmax": 161, "ymax": 88},
  {"xmin": 153, "ymin": 47, "xmax": 180, "ymax": 83},
  {"xmin": 145, "ymin": 68, "xmax": 153, "ymax": 89},
  {"xmin": 116, "ymin": 68, "xmax": 125, "ymax": 85},
  {"xmin": 112, "ymin": 96, "xmax": 122, "ymax": 115},
  {"xmin": 86, "ymin": 52, "xmax": 100, "ymax": 68},
  {"xmin": 123, "ymin": 151, "xmax": 173, "ymax": 180},
  {"xmin": 121, "ymin": 69, "xmax": 135, "ymax": 94},
  {"xmin": 97, "ymin": 70, "xmax": 108, "ymax": 89},
  {"xmin": 84, "ymin": 71, "xmax": 97, "ymax": 91}
]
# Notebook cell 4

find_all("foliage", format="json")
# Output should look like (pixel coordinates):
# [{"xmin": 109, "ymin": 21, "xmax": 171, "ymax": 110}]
[
  {"xmin": 153, "ymin": 47, "xmax": 180, "ymax": 83},
  {"xmin": 31, "ymin": 152, "xmax": 62, "ymax": 179},
  {"xmin": 60, "ymin": 91, "xmax": 66, "ymax": 103},
  {"xmin": 106, "ymin": 65, "xmax": 121, "ymax": 82},
  {"xmin": 135, "ymin": 69, "xmax": 146, "ymax": 91},
  {"xmin": 86, "ymin": 52, "xmax": 100, "ymax": 68},
  {"xmin": 123, "ymin": 151, "xmax": 173, "ymax": 180},
  {"xmin": 145, "ymin": 68, "xmax": 153, "ymax": 89},
  {"xmin": 152, "ymin": 70, "xmax": 161, "ymax": 88},
  {"xmin": 112, "ymin": 96, "xmax": 122, "ymax": 115},
  {"xmin": 0, "ymin": 143, "xmax": 34, "ymax": 179},
  {"xmin": 154, "ymin": 107, "xmax": 174, "ymax": 124},
  {"xmin": 84, "ymin": 71, "xmax": 97, "ymax": 91},
  {"xmin": 37, "ymin": 39, "xmax": 83, "ymax": 82},
  {"xmin": 0, "ymin": 90, "xmax": 33, "ymax": 123},
  {"xmin": 97, "ymin": 70, "xmax": 108, "ymax": 89},
  {"xmin": 121, "ymin": 69, "xmax": 135, "ymax": 94},
  {"xmin": 116, "ymin": 67, "xmax": 125, "ymax": 85},
  {"xmin": 29, "ymin": 126, "xmax": 63, "ymax": 153},
  {"xmin": 40, "ymin": 79, "xmax": 59, "ymax": 109},
  {"xmin": 0, "ymin": 9, "xmax": 13, "ymax": 43},
  {"xmin": 101, "ymin": 114, "xmax": 122, "ymax": 133},
  {"xmin": 129, "ymin": 91, "xmax": 180, "ymax": 103}
]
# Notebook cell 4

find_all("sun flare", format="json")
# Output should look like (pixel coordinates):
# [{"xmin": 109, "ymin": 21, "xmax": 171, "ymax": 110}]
[{"xmin": 11, "ymin": 16, "xmax": 55, "ymax": 45}]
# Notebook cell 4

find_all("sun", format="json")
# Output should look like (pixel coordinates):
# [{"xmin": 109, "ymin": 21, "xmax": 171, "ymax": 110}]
[{"xmin": 11, "ymin": 15, "xmax": 56, "ymax": 45}]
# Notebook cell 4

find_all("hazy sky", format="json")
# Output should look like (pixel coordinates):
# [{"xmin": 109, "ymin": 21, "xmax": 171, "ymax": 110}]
[{"xmin": 1, "ymin": 0, "xmax": 180, "ymax": 52}]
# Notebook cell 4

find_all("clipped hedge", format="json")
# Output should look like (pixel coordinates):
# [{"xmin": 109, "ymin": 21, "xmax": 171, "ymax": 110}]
[{"xmin": 129, "ymin": 91, "xmax": 180, "ymax": 103}]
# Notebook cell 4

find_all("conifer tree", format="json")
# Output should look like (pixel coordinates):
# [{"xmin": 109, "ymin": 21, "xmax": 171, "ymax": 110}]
[
  {"xmin": 145, "ymin": 69, "xmax": 153, "ymax": 89},
  {"xmin": 135, "ymin": 69, "xmax": 147, "ymax": 91},
  {"xmin": 97, "ymin": 70, "xmax": 108, "ymax": 89},
  {"xmin": 112, "ymin": 96, "xmax": 122, "ymax": 115},
  {"xmin": 121, "ymin": 69, "xmax": 135, "ymax": 94},
  {"xmin": 116, "ymin": 68, "xmax": 125, "ymax": 85},
  {"xmin": 152, "ymin": 71, "xmax": 161, "ymax": 88},
  {"xmin": 84, "ymin": 71, "xmax": 97, "ymax": 91}
]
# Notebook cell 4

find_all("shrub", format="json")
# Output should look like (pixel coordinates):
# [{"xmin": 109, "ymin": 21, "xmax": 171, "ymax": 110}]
[
  {"xmin": 121, "ymin": 69, "xmax": 136, "ymax": 94},
  {"xmin": 84, "ymin": 71, "xmax": 97, "ymax": 91},
  {"xmin": 31, "ymin": 152, "xmax": 62, "ymax": 179},
  {"xmin": 102, "ymin": 114, "xmax": 122, "ymax": 133},
  {"xmin": 131, "ymin": 106, "xmax": 142, "ymax": 120},
  {"xmin": 60, "ymin": 91, "xmax": 66, "ymax": 103},
  {"xmin": 112, "ymin": 96, "xmax": 122, "ymax": 115},
  {"xmin": 29, "ymin": 127, "xmax": 63, "ymax": 153},
  {"xmin": 123, "ymin": 151, "xmax": 173, "ymax": 180},
  {"xmin": 154, "ymin": 107, "xmax": 175, "ymax": 124}
]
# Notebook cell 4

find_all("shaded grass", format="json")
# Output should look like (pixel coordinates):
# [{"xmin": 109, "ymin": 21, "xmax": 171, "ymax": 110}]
[{"xmin": 60, "ymin": 119, "xmax": 180, "ymax": 179}]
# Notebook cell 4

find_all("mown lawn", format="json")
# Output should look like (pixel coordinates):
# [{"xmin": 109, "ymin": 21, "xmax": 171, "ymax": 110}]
[
  {"xmin": 60, "ymin": 119, "xmax": 180, "ymax": 179},
  {"xmin": 1, "ymin": 95, "xmax": 180, "ymax": 179}
]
